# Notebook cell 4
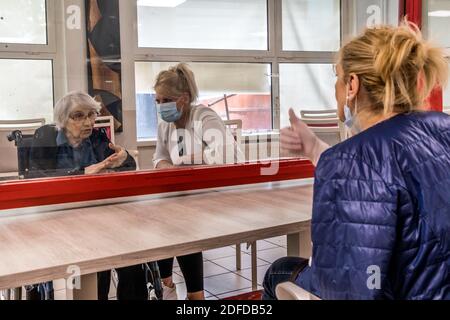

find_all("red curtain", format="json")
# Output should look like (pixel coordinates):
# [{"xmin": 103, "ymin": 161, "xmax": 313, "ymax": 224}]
[{"xmin": 399, "ymin": 0, "xmax": 443, "ymax": 111}]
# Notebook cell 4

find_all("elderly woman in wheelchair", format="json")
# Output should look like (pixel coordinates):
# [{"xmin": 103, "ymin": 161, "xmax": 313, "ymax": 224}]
[{"xmin": 24, "ymin": 91, "xmax": 148, "ymax": 300}]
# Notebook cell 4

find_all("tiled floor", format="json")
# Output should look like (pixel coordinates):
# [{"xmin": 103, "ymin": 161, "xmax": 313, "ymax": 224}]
[
  {"xmin": 167, "ymin": 237, "xmax": 287, "ymax": 300},
  {"xmin": 52, "ymin": 236, "xmax": 288, "ymax": 300}
]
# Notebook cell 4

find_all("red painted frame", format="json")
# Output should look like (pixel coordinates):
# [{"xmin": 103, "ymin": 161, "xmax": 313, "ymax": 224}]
[{"xmin": 0, "ymin": 159, "xmax": 315, "ymax": 210}]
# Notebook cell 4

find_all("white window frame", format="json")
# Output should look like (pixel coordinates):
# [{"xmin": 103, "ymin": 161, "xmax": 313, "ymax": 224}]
[
  {"xmin": 0, "ymin": 0, "xmax": 57, "ymax": 53},
  {"xmin": 0, "ymin": 0, "xmax": 63, "ymax": 113},
  {"xmin": 122, "ymin": 0, "xmax": 396, "ymax": 145}
]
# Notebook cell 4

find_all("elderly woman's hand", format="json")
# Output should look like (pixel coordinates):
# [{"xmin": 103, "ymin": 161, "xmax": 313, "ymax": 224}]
[
  {"xmin": 85, "ymin": 161, "xmax": 109, "ymax": 175},
  {"xmin": 104, "ymin": 143, "xmax": 128, "ymax": 168},
  {"xmin": 280, "ymin": 109, "xmax": 330, "ymax": 166}
]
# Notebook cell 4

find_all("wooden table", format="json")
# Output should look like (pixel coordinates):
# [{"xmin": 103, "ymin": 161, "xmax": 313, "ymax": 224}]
[{"xmin": 0, "ymin": 180, "xmax": 314, "ymax": 299}]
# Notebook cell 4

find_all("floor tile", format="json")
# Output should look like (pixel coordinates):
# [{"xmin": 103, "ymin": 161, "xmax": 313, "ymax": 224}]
[
  {"xmin": 238, "ymin": 240, "xmax": 279, "ymax": 253},
  {"xmin": 265, "ymin": 236, "xmax": 287, "ymax": 247},
  {"xmin": 211, "ymin": 253, "xmax": 269, "ymax": 271},
  {"xmin": 256, "ymin": 247, "xmax": 287, "ymax": 264},
  {"xmin": 235, "ymin": 264, "xmax": 271, "ymax": 286},
  {"xmin": 175, "ymin": 281, "xmax": 187, "ymax": 300},
  {"xmin": 204, "ymin": 273, "xmax": 253, "ymax": 296},
  {"xmin": 172, "ymin": 271, "xmax": 184, "ymax": 284},
  {"xmin": 203, "ymin": 246, "xmax": 237, "ymax": 260},
  {"xmin": 203, "ymin": 261, "xmax": 230, "ymax": 278}
]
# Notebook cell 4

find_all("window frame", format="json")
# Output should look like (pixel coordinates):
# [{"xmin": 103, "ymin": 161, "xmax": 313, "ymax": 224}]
[
  {"xmin": 126, "ymin": 0, "xmax": 343, "ymax": 143},
  {"xmin": 0, "ymin": 0, "xmax": 57, "ymax": 53},
  {"xmin": 0, "ymin": 0, "xmax": 62, "ymax": 119}
]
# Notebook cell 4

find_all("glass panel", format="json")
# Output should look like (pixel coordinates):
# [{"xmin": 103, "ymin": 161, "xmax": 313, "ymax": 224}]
[
  {"xmin": 427, "ymin": 1, "xmax": 450, "ymax": 110},
  {"xmin": 0, "ymin": 59, "xmax": 53, "ymax": 123},
  {"xmin": 428, "ymin": 0, "xmax": 450, "ymax": 48},
  {"xmin": 444, "ymin": 62, "xmax": 450, "ymax": 109},
  {"xmin": 135, "ymin": 61, "xmax": 272, "ymax": 140},
  {"xmin": 279, "ymin": 63, "xmax": 336, "ymax": 128},
  {"xmin": 0, "ymin": 0, "xmax": 47, "ymax": 45},
  {"xmin": 137, "ymin": 0, "xmax": 268, "ymax": 50},
  {"xmin": 282, "ymin": 0, "xmax": 340, "ymax": 51},
  {"xmin": 350, "ymin": 0, "xmax": 399, "ymax": 36}
]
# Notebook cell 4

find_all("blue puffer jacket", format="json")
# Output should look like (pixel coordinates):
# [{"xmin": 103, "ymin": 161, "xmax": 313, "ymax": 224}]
[{"xmin": 296, "ymin": 111, "xmax": 450, "ymax": 300}]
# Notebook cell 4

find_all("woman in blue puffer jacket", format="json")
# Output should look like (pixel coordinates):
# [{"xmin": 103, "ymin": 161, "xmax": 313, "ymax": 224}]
[{"xmin": 263, "ymin": 22, "xmax": 450, "ymax": 300}]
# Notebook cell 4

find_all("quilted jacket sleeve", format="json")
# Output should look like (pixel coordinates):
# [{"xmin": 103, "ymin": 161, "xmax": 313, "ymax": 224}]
[{"xmin": 308, "ymin": 150, "xmax": 399, "ymax": 299}]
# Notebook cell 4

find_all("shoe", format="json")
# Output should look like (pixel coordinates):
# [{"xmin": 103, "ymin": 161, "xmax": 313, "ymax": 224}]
[{"xmin": 162, "ymin": 283, "xmax": 178, "ymax": 300}]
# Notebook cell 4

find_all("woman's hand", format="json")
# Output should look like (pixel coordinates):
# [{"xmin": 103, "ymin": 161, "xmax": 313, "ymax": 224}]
[
  {"xmin": 84, "ymin": 161, "xmax": 109, "ymax": 175},
  {"xmin": 104, "ymin": 143, "xmax": 128, "ymax": 168},
  {"xmin": 280, "ymin": 109, "xmax": 330, "ymax": 166}
]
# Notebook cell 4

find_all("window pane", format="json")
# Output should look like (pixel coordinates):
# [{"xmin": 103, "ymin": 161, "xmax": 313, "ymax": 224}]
[
  {"xmin": 428, "ymin": 0, "xmax": 450, "ymax": 48},
  {"xmin": 137, "ymin": 0, "xmax": 268, "ymax": 50},
  {"xmin": 0, "ymin": 0, "xmax": 47, "ymax": 44},
  {"xmin": 350, "ymin": 0, "xmax": 399, "ymax": 36},
  {"xmin": 279, "ymin": 64, "xmax": 336, "ymax": 128},
  {"xmin": 0, "ymin": 59, "xmax": 53, "ymax": 123},
  {"xmin": 282, "ymin": 0, "xmax": 340, "ymax": 51},
  {"xmin": 135, "ymin": 62, "xmax": 272, "ymax": 140}
]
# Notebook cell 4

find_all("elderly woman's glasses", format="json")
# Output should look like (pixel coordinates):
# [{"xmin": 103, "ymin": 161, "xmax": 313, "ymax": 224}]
[{"xmin": 69, "ymin": 111, "xmax": 98, "ymax": 123}]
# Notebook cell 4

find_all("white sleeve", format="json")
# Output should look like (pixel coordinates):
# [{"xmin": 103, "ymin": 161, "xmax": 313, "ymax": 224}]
[{"xmin": 152, "ymin": 123, "xmax": 172, "ymax": 168}]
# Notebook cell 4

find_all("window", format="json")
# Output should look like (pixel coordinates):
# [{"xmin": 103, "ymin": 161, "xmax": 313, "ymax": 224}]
[
  {"xmin": 0, "ymin": 59, "xmax": 54, "ymax": 123},
  {"xmin": 135, "ymin": 62, "xmax": 272, "ymax": 139},
  {"xmin": 282, "ymin": 0, "xmax": 340, "ymax": 51},
  {"xmin": 279, "ymin": 64, "xmax": 337, "ymax": 128},
  {"xmin": 428, "ymin": 0, "xmax": 450, "ymax": 49},
  {"xmin": 427, "ymin": 0, "xmax": 450, "ymax": 109},
  {"xmin": 348, "ymin": 0, "xmax": 399, "ymax": 36},
  {"xmin": 137, "ymin": 0, "xmax": 268, "ymax": 50},
  {"xmin": 133, "ymin": 0, "xmax": 342, "ymax": 141},
  {"xmin": 0, "ymin": 0, "xmax": 47, "ymax": 45},
  {"xmin": 0, "ymin": 0, "xmax": 56, "ymax": 124}
]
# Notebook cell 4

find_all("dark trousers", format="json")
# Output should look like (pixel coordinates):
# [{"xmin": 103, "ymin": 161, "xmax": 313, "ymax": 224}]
[
  {"xmin": 262, "ymin": 257, "xmax": 309, "ymax": 300},
  {"xmin": 157, "ymin": 252, "xmax": 204, "ymax": 293},
  {"xmin": 98, "ymin": 264, "xmax": 148, "ymax": 300}
]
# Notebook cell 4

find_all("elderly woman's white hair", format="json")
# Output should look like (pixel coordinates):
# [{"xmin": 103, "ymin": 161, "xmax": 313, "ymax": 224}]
[{"xmin": 53, "ymin": 91, "xmax": 102, "ymax": 129}]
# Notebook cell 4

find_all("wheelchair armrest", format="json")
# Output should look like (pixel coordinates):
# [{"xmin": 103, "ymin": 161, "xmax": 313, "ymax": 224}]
[{"xmin": 275, "ymin": 282, "xmax": 321, "ymax": 300}]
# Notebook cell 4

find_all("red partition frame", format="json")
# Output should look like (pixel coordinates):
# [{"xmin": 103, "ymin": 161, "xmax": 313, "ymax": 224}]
[
  {"xmin": 0, "ymin": 159, "xmax": 315, "ymax": 211},
  {"xmin": 399, "ymin": 0, "xmax": 444, "ymax": 112}
]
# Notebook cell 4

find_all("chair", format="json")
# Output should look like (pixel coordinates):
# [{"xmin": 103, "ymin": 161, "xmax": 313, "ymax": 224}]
[
  {"xmin": 299, "ymin": 110, "xmax": 347, "ymax": 146},
  {"xmin": 223, "ymin": 119, "xmax": 243, "ymax": 147},
  {"xmin": 0, "ymin": 119, "xmax": 46, "ymax": 177},
  {"xmin": 95, "ymin": 116, "xmax": 115, "ymax": 144},
  {"xmin": 275, "ymin": 282, "xmax": 321, "ymax": 300},
  {"xmin": 300, "ymin": 109, "xmax": 338, "ymax": 119}
]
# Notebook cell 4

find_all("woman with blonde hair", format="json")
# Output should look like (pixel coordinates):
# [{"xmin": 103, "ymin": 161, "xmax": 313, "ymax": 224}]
[
  {"xmin": 152, "ymin": 63, "xmax": 242, "ymax": 300},
  {"xmin": 263, "ymin": 22, "xmax": 450, "ymax": 300}
]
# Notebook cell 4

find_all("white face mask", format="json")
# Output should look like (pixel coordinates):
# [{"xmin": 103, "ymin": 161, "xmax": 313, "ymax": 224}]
[{"xmin": 344, "ymin": 85, "xmax": 360, "ymax": 133}]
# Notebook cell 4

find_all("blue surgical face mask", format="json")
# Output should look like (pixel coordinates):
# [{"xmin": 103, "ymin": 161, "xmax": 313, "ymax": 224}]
[{"xmin": 157, "ymin": 101, "xmax": 182, "ymax": 123}]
